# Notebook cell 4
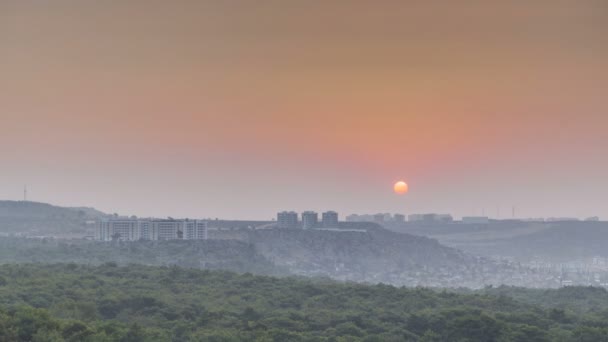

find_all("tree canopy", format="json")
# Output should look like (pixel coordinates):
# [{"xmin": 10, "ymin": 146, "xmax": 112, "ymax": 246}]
[{"xmin": 0, "ymin": 263, "xmax": 607, "ymax": 341}]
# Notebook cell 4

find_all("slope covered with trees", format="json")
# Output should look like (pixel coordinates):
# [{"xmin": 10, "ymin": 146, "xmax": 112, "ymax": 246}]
[
  {"xmin": 0, "ymin": 231, "xmax": 558, "ymax": 289},
  {"xmin": 0, "ymin": 263, "xmax": 607, "ymax": 341},
  {"xmin": 0, "ymin": 237, "xmax": 281, "ymax": 276}
]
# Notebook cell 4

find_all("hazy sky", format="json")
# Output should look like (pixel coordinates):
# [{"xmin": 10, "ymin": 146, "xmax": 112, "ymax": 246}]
[{"xmin": 1, "ymin": 1, "xmax": 607, "ymax": 220}]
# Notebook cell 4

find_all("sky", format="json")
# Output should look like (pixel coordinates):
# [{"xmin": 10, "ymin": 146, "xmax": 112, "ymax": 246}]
[{"xmin": 1, "ymin": 1, "xmax": 607, "ymax": 220}]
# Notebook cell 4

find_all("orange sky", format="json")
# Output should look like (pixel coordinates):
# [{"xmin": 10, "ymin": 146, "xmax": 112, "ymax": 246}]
[{"xmin": 1, "ymin": 1, "xmax": 607, "ymax": 219}]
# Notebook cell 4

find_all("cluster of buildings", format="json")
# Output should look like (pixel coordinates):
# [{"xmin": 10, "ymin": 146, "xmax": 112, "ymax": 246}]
[
  {"xmin": 346, "ymin": 213, "xmax": 405, "ymax": 223},
  {"xmin": 95, "ymin": 218, "xmax": 208, "ymax": 241},
  {"xmin": 460, "ymin": 216, "xmax": 490, "ymax": 224},
  {"xmin": 346, "ymin": 213, "xmax": 454, "ymax": 224},
  {"xmin": 346, "ymin": 213, "xmax": 603, "ymax": 225},
  {"xmin": 408, "ymin": 214, "xmax": 490, "ymax": 224},
  {"xmin": 277, "ymin": 211, "xmax": 339, "ymax": 229},
  {"xmin": 545, "ymin": 216, "xmax": 600, "ymax": 222},
  {"xmin": 409, "ymin": 213, "xmax": 455, "ymax": 223}
]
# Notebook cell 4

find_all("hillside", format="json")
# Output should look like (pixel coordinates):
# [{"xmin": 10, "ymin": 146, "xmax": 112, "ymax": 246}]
[
  {"xmin": 0, "ymin": 201, "xmax": 107, "ymax": 236},
  {"xmin": 0, "ymin": 201, "xmax": 106, "ymax": 219},
  {"xmin": 0, "ymin": 227, "xmax": 558, "ymax": 288},
  {"xmin": 246, "ymin": 226, "xmax": 555, "ymax": 288},
  {"xmin": 388, "ymin": 220, "xmax": 608, "ymax": 261},
  {"xmin": 0, "ymin": 237, "xmax": 281, "ymax": 276},
  {"xmin": 0, "ymin": 201, "xmax": 562, "ymax": 287},
  {"xmin": 0, "ymin": 263, "xmax": 606, "ymax": 341}
]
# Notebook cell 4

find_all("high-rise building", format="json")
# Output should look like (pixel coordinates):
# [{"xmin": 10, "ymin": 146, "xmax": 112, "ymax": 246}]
[
  {"xmin": 139, "ymin": 220, "xmax": 152, "ymax": 240},
  {"xmin": 277, "ymin": 211, "xmax": 298, "ymax": 228},
  {"xmin": 408, "ymin": 213, "xmax": 453, "ymax": 223},
  {"xmin": 322, "ymin": 211, "xmax": 339, "ymax": 227},
  {"xmin": 95, "ymin": 218, "xmax": 208, "ymax": 241},
  {"xmin": 345, "ymin": 214, "xmax": 360, "ymax": 222},
  {"xmin": 183, "ymin": 220, "xmax": 208, "ymax": 240},
  {"xmin": 408, "ymin": 214, "xmax": 423, "ymax": 222},
  {"xmin": 152, "ymin": 220, "xmax": 181, "ymax": 240},
  {"xmin": 301, "ymin": 211, "xmax": 318, "ymax": 229},
  {"xmin": 95, "ymin": 219, "xmax": 140, "ymax": 241},
  {"xmin": 394, "ymin": 214, "xmax": 405, "ymax": 223},
  {"xmin": 437, "ymin": 214, "xmax": 454, "ymax": 222},
  {"xmin": 373, "ymin": 213, "xmax": 385, "ymax": 223},
  {"xmin": 95, "ymin": 220, "xmax": 111, "ymax": 241}
]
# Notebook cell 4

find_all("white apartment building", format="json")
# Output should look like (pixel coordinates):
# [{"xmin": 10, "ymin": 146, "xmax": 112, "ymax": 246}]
[
  {"xmin": 96, "ymin": 219, "xmax": 140, "ymax": 241},
  {"xmin": 183, "ymin": 220, "xmax": 209, "ymax": 240},
  {"xmin": 139, "ymin": 220, "xmax": 152, "ymax": 240},
  {"xmin": 152, "ymin": 220, "xmax": 181, "ymax": 240},
  {"xmin": 95, "ymin": 218, "xmax": 208, "ymax": 241}
]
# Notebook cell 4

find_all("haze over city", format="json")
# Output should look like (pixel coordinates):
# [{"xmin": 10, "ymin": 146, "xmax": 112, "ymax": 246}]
[
  {"xmin": 4, "ymin": 2, "xmax": 608, "ymax": 341},
  {"xmin": 2, "ymin": 1, "xmax": 606, "ymax": 220}
]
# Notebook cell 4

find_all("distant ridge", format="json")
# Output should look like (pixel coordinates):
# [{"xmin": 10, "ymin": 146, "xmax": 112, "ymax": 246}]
[
  {"xmin": 0, "ymin": 200, "xmax": 108, "ymax": 236},
  {"xmin": 390, "ymin": 220, "xmax": 608, "ymax": 260},
  {"xmin": 0, "ymin": 200, "xmax": 107, "ymax": 219},
  {"xmin": 0, "ymin": 200, "xmax": 563, "ymax": 287}
]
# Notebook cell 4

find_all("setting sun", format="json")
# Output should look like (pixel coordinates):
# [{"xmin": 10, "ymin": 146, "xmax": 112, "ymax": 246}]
[{"xmin": 394, "ymin": 181, "xmax": 408, "ymax": 195}]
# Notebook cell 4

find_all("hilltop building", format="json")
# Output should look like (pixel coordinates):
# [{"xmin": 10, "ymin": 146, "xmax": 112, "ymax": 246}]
[
  {"xmin": 183, "ymin": 220, "xmax": 209, "ymax": 240},
  {"xmin": 277, "ymin": 211, "xmax": 298, "ymax": 229},
  {"xmin": 346, "ymin": 213, "xmax": 405, "ymax": 223},
  {"xmin": 409, "ymin": 213, "xmax": 454, "ymax": 223},
  {"xmin": 274, "ymin": 210, "xmax": 340, "ymax": 228},
  {"xmin": 461, "ymin": 216, "xmax": 489, "ymax": 224},
  {"xmin": 394, "ymin": 214, "xmax": 406, "ymax": 223},
  {"xmin": 96, "ymin": 219, "xmax": 140, "ymax": 241},
  {"xmin": 322, "ymin": 211, "xmax": 339, "ymax": 227},
  {"xmin": 373, "ymin": 213, "xmax": 385, "ymax": 223},
  {"xmin": 95, "ymin": 218, "xmax": 208, "ymax": 241},
  {"xmin": 152, "ymin": 220, "xmax": 182, "ymax": 240},
  {"xmin": 522, "ymin": 218, "xmax": 545, "ymax": 222},
  {"xmin": 547, "ymin": 217, "xmax": 580, "ymax": 222},
  {"xmin": 346, "ymin": 214, "xmax": 360, "ymax": 222},
  {"xmin": 346, "ymin": 214, "xmax": 372, "ymax": 222},
  {"xmin": 139, "ymin": 220, "xmax": 152, "ymax": 240},
  {"xmin": 301, "ymin": 211, "xmax": 318, "ymax": 229}
]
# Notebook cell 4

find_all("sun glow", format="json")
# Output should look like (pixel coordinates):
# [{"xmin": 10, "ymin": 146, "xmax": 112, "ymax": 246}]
[{"xmin": 394, "ymin": 181, "xmax": 408, "ymax": 195}]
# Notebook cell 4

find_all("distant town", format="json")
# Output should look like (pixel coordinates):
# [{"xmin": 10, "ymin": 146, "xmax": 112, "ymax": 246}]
[
  {"xmin": 347, "ymin": 212, "xmax": 601, "ymax": 224},
  {"xmin": 94, "ymin": 209, "xmax": 602, "ymax": 242},
  {"xmin": 1, "ymin": 200, "xmax": 608, "ymax": 289}
]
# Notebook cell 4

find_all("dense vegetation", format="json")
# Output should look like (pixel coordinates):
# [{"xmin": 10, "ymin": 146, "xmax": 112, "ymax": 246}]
[
  {"xmin": 0, "ymin": 230, "xmax": 550, "ymax": 289},
  {"xmin": 0, "ymin": 238, "xmax": 281, "ymax": 276},
  {"xmin": 1, "ymin": 264, "xmax": 608, "ymax": 341}
]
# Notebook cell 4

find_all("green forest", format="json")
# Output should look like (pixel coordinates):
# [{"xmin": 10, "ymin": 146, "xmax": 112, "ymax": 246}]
[
  {"xmin": 0, "ymin": 238, "xmax": 282, "ymax": 276},
  {"xmin": 1, "ymin": 264, "xmax": 608, "ymax": 341}
]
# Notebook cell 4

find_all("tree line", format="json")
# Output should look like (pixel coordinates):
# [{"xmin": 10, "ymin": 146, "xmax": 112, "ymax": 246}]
[{"xmin": 1, "ymin": 263, "xmax": 608, "ymax": 341}]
